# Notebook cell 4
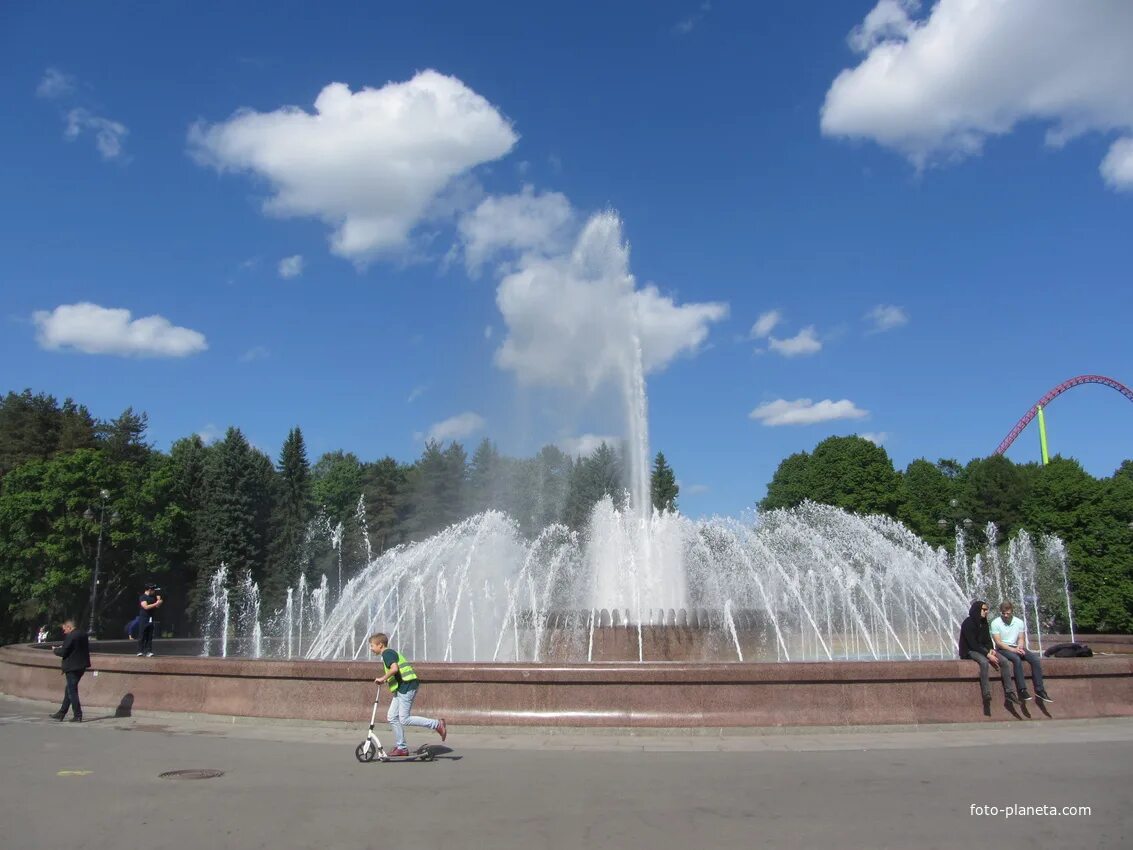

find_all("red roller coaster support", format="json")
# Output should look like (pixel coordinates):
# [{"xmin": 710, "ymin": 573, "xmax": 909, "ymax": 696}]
[{"xmin": 994, "ymin": 375, "xmax": 1133, "ymax": 457}]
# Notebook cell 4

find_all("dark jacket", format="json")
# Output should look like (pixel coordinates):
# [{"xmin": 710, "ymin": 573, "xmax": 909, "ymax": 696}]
[
  {"xmin": 957, "ymin": 600, "xmax": 993, "ymax": 660},
  {"xmin": 54, "ymin": 629, "xmax": 91, "ymax": 673}
]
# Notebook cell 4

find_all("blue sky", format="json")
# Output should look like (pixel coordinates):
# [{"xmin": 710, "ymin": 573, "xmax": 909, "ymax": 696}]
[{"xmin": 2, "ymin": 1, "xmax": 1131, "ymax": 518}]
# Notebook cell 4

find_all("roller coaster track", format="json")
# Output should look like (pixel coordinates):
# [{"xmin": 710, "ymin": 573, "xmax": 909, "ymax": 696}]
[{"xmin": 994, "ymin": 374, "xmax": 1133, "ymax": 456}]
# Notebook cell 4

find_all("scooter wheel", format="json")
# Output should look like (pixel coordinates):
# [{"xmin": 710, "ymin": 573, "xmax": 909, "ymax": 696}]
[{"xmin": 355, "ymin": 742, "xmax": 375, "ymax": 762}]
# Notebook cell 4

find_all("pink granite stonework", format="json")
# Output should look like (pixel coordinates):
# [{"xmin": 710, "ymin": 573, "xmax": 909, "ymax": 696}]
[{"xmin": 3, "ymin": 640, "xmax": 1130, "ymax": 727}]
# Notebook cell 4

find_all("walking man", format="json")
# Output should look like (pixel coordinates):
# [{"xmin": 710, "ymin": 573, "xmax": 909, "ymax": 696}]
[
  {"xmin": 51, "ymin": 620, "xmax": 91, "ymax": 723},
  {"xmin": 369, "ymin": 633, "xmax": 446, "ymax": 757}
]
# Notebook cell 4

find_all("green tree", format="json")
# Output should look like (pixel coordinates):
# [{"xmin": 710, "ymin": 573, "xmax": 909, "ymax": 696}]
[
  {"xmin": 958, "ymin": 454, "xmax": 1030, "ymax": 542},
  {"xmin": 650, "ymin": 451, "xmax": 679, "ymax": 512},
  {"xmin": 897, "ymin": 459, "xmax": 954, "ymax": 547},
  {"xmin": 759, "ymin": 451, "xmax": 813, "ymax": 511},
  {"xmin": 311, "ymin": 451, "xmax": 364, "ymax": 526},
  {"xmin": 563, "ymin": 443, "xmax": 624, "ymax": 529},
  {"xmin": 362, "ymin": 456, "xmax": 412, "ymax": 554},
  {"xmin": 265, "ymin": 427, "xmax": 314, "ymax": 604}
]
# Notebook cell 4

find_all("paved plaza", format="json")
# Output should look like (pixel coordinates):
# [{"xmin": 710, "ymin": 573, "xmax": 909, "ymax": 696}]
[{"xmin": 1, "ymin": 694, "xmax": 1129, "ymax": 850}]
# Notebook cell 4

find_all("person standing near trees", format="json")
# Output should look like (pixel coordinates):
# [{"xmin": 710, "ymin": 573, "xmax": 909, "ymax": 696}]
[
  {"xmin": 50, "ymin": 620, "xmax": 90, "ymax": 722},
  {"xmin": 136, "ymin": 582, "xmax": 163, "ymax": 656}
]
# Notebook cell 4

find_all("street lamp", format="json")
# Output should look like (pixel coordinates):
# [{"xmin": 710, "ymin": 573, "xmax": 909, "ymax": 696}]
[
  {"xmin": 937, "ymin": 499, "xmax": 973, "ymax": 532},
  {"xmin": 83, "ymin": 489, "xmax": 110, "ymax": 638}
]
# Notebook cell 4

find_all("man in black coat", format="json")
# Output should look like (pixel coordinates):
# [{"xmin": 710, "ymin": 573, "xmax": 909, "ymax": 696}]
[
  {"xmin": 50, "ymin": 620, "xmax": 91, "ymax": 723},
  {"xmin": 958, "ymin": 599, "xmax": 1014, "ymax": 714}
]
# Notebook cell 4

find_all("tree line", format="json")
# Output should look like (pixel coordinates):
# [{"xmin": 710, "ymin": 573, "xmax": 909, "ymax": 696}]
[
  {"xmin": 761, "ymin": 435, "xmax": 1133, "ymax": 633},
  {"xmin": 0, "ymin": 389, "xmax": 681, "ymax": 643}
]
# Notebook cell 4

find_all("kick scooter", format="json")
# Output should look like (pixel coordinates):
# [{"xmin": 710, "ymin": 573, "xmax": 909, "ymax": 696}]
[{"xmin": 354, "ymin": 686, "xmax": 436, "ymax": 763}]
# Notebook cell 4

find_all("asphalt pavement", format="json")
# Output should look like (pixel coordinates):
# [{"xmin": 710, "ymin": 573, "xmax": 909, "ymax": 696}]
[{"xmin": 1, "ymin": 693, "xmax": 1129, "ymax": 850}]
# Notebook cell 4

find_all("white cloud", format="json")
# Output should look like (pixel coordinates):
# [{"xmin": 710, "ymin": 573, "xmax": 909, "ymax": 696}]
[
  {"xmin": 821, "ymin": 0, "xmax": 1133, "ymax": 189},
  {"xmin": 1101, "ymin": 137, "xmax": 1133, "ymax": 190},
  {"xmin": 188, "ymin": 70, "xmax": 519, "ymax": 263},
  {"xmin": 424, "ymin": 411, "xmax": 485, "ymax": 444},
  {"xmin": 197, "ymin": 424, "xmax": 223, "ymax": 445},
  {"xmin": 37, "ymin": 68, "xmax": 75, "ymax": 99},
  {"xmin": 240, "ymin": 346, "xmax": 270, "ymax": 362},
  {"xmin": 407, "ymin": 385, "xmax": 428, "ymax": 403},
  {"xmin": 557, "ymin": 434, "xmax": 620, "ymax": 459},
  {"xmin": 675, "ymin": 1, "xmax": 713, "ymax": 35},
  {"xmin": 278, "ymin": 255, "xmax": 304, "ymax": 278},
  {"xmin": 847, "ymin": 0, "xmax": 919, "ymax": 53},
  {"xmin": 33, "ymin": 302, "xmax": 208, "ymax": 357},
  {"xmin": 458, "ymin": 185, "xmax": 576, "ymax": 275},
  {"xmin": 749, "ymin": 398, "xmax": 869, "ymax": 426},
  {"xmin": 494, "ymin": 211, "xmax": 728, "ymax": 391},
  {"xmin": 767, "ymin": 326, "xmax": 822, "ymax": 357},
  {"xmin": 865, "ymin": 304, "xmax": 908, "ymax": 332},
  {"xmin": 64, "ymin": 108, "xmax": 128, "ymax": 160},
  {"xmin": 483, "ymin": 325, "xmax": 493, "ymax": 340},
  {"xmin": 685, "ymin": 483, "xmax": 710, "ymax": 495},
  {"xmin": 750, "ymin": 309, "xmax": 781, "ymax": 339},
  {"xmin": 859, "ymin": 431, "xmax": 889, "ymax": 445}
]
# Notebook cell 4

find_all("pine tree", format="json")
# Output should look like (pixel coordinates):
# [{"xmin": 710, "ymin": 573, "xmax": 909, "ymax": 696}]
[
  {"xmin": 266, "ymin": 427, "xmax": 313, "ymax": 604},
  {"xmin": 650, "ymin": 451, "xmax": 679, "ymax": 512}
]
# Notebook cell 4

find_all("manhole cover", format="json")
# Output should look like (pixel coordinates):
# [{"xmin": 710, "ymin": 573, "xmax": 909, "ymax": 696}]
[{"xmin": 159, "ymin": 769, "xmax": 224, "ymax": 780}]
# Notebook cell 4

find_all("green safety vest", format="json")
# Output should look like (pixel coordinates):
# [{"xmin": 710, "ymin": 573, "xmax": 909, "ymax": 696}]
[{"xmin": 383, "ymin": 650, "xmax": 419, "ymax": 693}]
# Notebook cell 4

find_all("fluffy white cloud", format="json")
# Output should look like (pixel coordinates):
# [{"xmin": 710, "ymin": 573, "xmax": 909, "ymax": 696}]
[
  {"xmin": 33, "ymin": 302, "xmax": 208, "ymax": 357},
  {"xmin": 407, "ymin": 385, "xmax": 428, "ymax": 403},
  {"xmin": 278, "ymin": 255, "xmax": 304, "ymax": 278},
  {"xmin": 749, "ymin": 398, "xmax": 869, "ymax": 426},
  {"xmin": 821, "ymin": 0, "xmax": 1133, "ymax": 188},
  {"xmin": 65, "ymin": 108, "xmax": 128, "ymax": 160},
  {"xmin": 865, "ymin": 304, "xmax": 908, "ymax": 332},
  {"xmin": 557, "ymin": 434, "xmax": 621, "ymax": 459},
  {"xmin": 859, "ymin": 431, "xmax": 889, "ymax": 445},
  {"xmin": 197, "ymin": 424, "xmax": 223, "ymax": 445},
  {"xmin": 494, "ymin": 211, "xmax": 728, "ymax": 391},
  {"xmin": 37, "ymin": 68, "xmax": 75, "ymax": 99},
  {"xmin": 425, "ymin": 411, "xmax": 485, "ymax": 443},
  {"xmin": 768, "ymin": 326, "xmax": 822, "ymax": 357},
  {"xmin": 1101, "ymin": 138, "xmax": 1133, "ymax": 190},
  {"xmin": 458, "ymin": 185, "xmax": 576, "ymax": 275},
  {"xmin": 188, "ymin": 70, "xmax": 519, "ymax": 262},
  {"xmin": 750, "ymin": 309, "xmax": 781, "ymax": 339}
]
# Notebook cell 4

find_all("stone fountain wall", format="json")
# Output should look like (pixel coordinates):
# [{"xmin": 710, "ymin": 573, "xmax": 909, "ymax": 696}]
[{"xmin": 3, "ymin": 640, "xmax": 1131, "ymax": 727}]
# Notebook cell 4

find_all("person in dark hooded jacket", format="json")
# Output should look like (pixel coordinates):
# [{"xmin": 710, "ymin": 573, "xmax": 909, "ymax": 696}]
[{"xmin": 958, "ymin": 600, "xmax": 1014, "ymax": 713}]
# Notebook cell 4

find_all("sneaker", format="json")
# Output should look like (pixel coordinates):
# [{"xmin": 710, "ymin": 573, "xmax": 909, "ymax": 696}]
[
  {"xmin": 136, "ymin": 652, "xmax": 144, "ymax": 656},
  {"xmin": 1019, "ymin": 689, "xmax": 1033, "ymax": 702},
  {"xmin": 49, "ymin": 711, "xmax": 65, "ymax": 721},
  {"xmin": 145, "ymin": 652, "xmax": 155, "ymax": 657},
  {"xmin": 388, "ymin": 747, "xmax": 410, "ymax": 758},
  {"xmin": 1005, "ymin": 692, "xmax": 1020, "ymax": 705},
  {"xmin": 1036, "ymin": 691, "xmax": 1054, "ymax": 703},
  {"xmin": 436, "ymin": 718, "xmax": 447, "ymax": 742},
  {"xmin": 69, "ymin": 716, "xmax": 82, "ymax": 723}
]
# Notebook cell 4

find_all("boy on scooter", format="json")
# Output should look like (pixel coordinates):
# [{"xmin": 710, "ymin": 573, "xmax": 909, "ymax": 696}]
[{"xmin": 369, "ymin": 633, "xmax": 447, "ymax": 757}]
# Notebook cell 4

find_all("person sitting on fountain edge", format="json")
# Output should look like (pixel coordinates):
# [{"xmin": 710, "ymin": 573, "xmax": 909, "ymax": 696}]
[
  {"xmin": 990, "ymin": 602, "xmax": 1053, "ymax": 704},
  {"xmin": 369, "ymin": 633, "xmax": 447, "ymax": 757},
  {"xmin": 958, "ymin": 600, "xmax": 1014, "ymax": 714}
]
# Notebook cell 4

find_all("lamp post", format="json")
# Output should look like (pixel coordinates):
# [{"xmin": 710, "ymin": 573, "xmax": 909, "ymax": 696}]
[
  {"xmin": 83, "ymin": 489, "xmax": 110, "ymax": 638},
  {"xmin": 937, "ymin": 498, "xmax": 973, "ymax": 534}
]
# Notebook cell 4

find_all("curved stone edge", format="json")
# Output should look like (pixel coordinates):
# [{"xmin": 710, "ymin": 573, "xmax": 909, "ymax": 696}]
[{"xmin": 4, "ymin": 643, "xmax": 1131, "ymax": 727}]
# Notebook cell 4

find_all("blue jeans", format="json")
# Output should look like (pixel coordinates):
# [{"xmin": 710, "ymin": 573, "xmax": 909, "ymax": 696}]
[
  {"xmin": 1000, "ymin": 648, "xmax": 1046, "ymax": 695},
  {"xmin": 386, "ymin": 687, "xmax": 438, "ymax": 749},
  {"xmin": 59, "ymin": 670, "xmax": 84, "ymax": 718}
]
